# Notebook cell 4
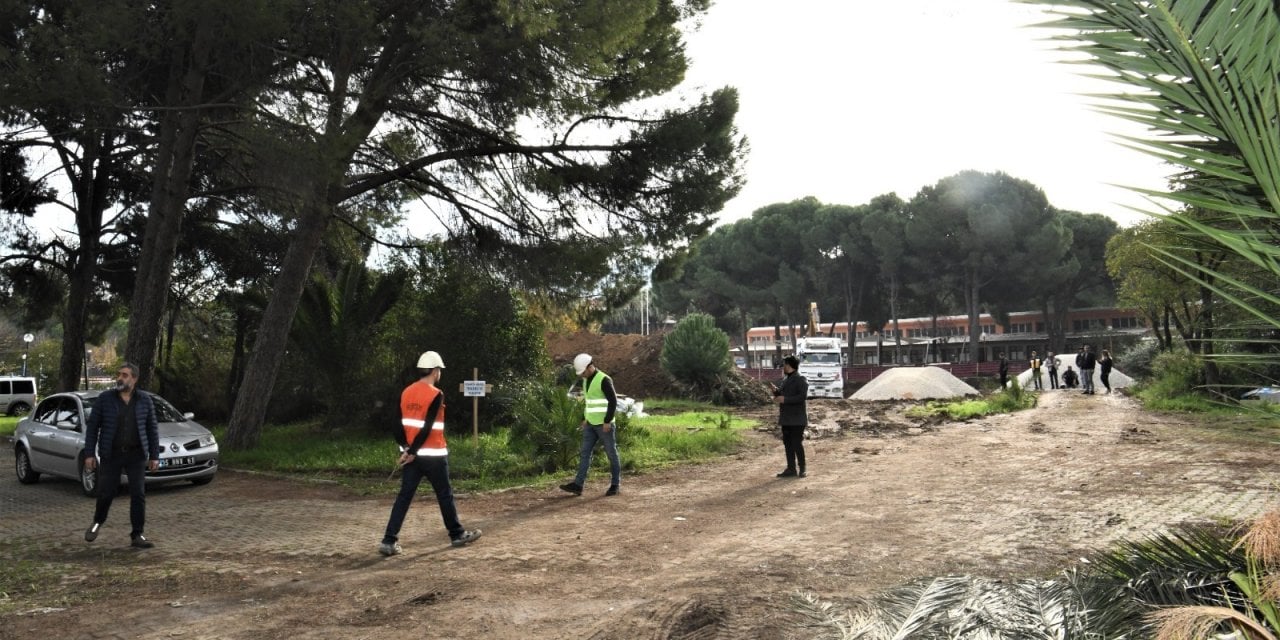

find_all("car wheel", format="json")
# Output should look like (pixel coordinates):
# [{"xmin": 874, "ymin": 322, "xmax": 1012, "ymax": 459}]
[
  {"xmin": 8, "ymin": 402, "xmax": 31, "ymax": 417},
  {"xmin": 15, "ymin": 447, "xmax": 40, "ymax": 484},
  {"xmin": 190, "ymin": 477, "xmax": 213, "ymax": 486},
  {"xmin": 79, "ymin": 457, "xmax": 98, "ymax": 497}
]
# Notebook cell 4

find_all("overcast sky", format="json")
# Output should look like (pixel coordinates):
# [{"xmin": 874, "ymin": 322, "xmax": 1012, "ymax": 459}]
[{"xmin": 677, "ymin": 0, "xmax": 1172, "ymax": 227}]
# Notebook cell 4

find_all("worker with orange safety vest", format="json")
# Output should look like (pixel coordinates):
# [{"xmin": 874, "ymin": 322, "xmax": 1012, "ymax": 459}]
[{"xmin": 378, "ymin": 351, "xmax": 481, "ymax": 556}]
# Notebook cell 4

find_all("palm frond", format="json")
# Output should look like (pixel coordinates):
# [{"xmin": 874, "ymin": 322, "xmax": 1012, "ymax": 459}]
[
  {"xmin": 1088, "ymin": 524, "xmax": 1247, "ymax": 609},
  {"xmin": 1018, "ymin": 0, "xmax": 1280, "ymax": 372}
]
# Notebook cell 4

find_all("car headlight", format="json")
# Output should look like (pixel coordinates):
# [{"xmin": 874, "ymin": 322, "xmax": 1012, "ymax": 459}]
[{"xmin": 198, "ymin": 434, "xmax": 216, "ymax": 448}]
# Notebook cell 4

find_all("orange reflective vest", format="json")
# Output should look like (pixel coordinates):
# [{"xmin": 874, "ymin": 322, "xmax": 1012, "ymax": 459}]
[{"xmin": 401, "ymin": 380, "xmax": 447, "ymax": 457}]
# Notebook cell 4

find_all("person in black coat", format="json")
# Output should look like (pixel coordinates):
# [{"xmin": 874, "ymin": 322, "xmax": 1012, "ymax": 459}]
[
  {"xmin": 1099, "ymin": 349, "xmax": 1114, "ymax": 394},
  {"xmin": 82, "ymin": 363, "xmax": 161, "ymax": 548},
  {"xmin": 771, "ymin": 355, "xmax": 809, "ymax": 478}
]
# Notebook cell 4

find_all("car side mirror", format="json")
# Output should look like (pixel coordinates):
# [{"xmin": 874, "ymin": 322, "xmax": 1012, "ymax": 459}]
[{"xmin": 183, "ymin": 412, "xmax": 195, "ymax": 420}]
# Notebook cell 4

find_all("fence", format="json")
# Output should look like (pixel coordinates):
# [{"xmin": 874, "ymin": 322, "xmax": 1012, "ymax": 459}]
[{"xmin": 740, "ymin": 361, "xmax": 1010, "ymax": 384}]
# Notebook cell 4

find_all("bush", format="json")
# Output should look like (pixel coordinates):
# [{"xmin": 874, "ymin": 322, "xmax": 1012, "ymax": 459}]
[
  {"xmin": 506, "ymin": 378, "xmax": 645, "ymax": 474},
  {"xmin": 1116, "ymin": 339, "xmax": 1161, "ymax": 380},
  {"xmin": 661, "ymin": 313, "xmax": 731, "ymax": 392},
  {"xmin": 507, "ymin": 378, "xmax": 583, "ymax": 473},
  {"xmin": 1139, "ymin": 349, "xmax": 1204, "ymax": 402}
]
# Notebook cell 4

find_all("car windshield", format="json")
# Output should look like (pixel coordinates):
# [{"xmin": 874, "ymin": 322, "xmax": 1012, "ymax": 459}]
[
  {"xmin": 83, "ymin": 394, "xmax": 188, "ymax": 423},
  {"xmin": 802, "ymin": 353, "xmax": 841, "ymax": 365}
]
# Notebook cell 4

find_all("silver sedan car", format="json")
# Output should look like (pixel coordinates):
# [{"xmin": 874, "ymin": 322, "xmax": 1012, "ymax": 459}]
[{"xmin": 13, "ymin": 391, "xmax": 219, "ymax": 496}]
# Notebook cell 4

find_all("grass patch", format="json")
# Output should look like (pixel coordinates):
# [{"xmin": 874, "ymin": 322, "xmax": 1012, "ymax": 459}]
[
  {"xmin": 212, "ymin": 403, "xmax": 764, "ymax": 494},
  {"xmin": 633, "ymin": 410, "xmax": 755, "ymax": 431},
  {"xmin": 906, "ymin": 385, "xmax": 1038, "ymax": 421},
  {"xmin": 0, "ymin": 416, "xmax": 18, "ymax": 437},
  {"xmin": 643, "ymin": 398, "xmax": 723, "ymax": 413},
  {"xmin": 0, "ymin": 558, "xmax": 68, "ymax": 614}
]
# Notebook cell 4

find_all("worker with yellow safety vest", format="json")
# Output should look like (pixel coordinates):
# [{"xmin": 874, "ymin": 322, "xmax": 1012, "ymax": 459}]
[
  {"xmin": 559, "ymin": 353, "xmax": 621, "ymax": 497},
  {"xmin": 378, "ymin": 351, "xmax": 481, "ymax": 556}
]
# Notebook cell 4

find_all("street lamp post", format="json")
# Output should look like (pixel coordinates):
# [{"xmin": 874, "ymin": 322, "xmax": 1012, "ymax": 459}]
[
  {"xmin": 22, "ymin": 333, "xmax": 33, "ymax": 376},
  {"xmin": 84, "ymin": 349, "xmax": 92, "ymax": 390}
]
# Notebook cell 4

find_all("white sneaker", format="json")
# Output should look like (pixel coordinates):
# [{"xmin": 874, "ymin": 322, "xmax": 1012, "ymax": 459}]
[
  {"xmin": 378, "ymin": 542, "xmax": 402, "ymax": 556},
  {"xmin": 451, "ymin": 530, "xmax": 482, "ymax": 547}
]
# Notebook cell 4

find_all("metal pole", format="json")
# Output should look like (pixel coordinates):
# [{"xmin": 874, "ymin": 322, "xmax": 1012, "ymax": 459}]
[{"xmin": 472, "ymin": 367, "xmax": 479, "ymax": 445}]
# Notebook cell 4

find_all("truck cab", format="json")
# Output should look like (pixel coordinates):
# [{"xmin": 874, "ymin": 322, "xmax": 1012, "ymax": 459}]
[{"xmin": 795, "ymin": 337, "xmax": 844, "ymax": 399}]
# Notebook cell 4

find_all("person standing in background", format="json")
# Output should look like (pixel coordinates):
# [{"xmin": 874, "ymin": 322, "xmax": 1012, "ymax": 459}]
[
  {"xmin": 771, "ymin": 355, "xmax": 808, "ymax": 478},
  {"xmin": 1099, "ymin": 349, "xmax": 1114, "ymax": 394}
]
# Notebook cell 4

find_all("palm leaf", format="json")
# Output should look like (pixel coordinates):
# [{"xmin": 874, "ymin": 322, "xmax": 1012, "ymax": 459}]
[
  {"xmin": 1087, "ymin": 524, "xmax": 1247, "ymax": 610},
  {"xmin": 1018, "ymin": 0, "xmax": 1280, "ymax": 373}
]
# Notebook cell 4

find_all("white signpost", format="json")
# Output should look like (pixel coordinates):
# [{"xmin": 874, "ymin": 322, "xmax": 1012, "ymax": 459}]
[{"xmin": 459, "ymin": 369, "xmax": 493, "ymax": 444}]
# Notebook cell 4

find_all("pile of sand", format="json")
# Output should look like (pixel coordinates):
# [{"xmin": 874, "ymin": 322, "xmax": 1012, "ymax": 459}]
[{"xmin": 849, "ymin": 366, "xmax": 980, "ymax": 401}]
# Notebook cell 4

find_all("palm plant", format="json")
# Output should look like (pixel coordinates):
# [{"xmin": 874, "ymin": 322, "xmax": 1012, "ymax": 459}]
[
  {"xmin": 791, "ymin": 516, "xmax": 1279, "ymax": 638},
  {"xmin": 1016, "ymin": 0, "xmax": 1280, "ymax": 383},
  {"xmin": 289, "ymin": 262, "xmax": 407, "ymax": 428}
]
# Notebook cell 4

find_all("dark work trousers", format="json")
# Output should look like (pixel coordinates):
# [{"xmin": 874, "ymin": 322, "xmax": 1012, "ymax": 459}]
[
  {"xmin": 93, "ymin": 450, "xmax": 148, "ymax": 537},
  {"xmin": 781, "ymin": 425, "xmax": 806, "ymax": 472},
  {"xmin": 1049, "ymin": 370, "xmax": 1060, "ymax": 389},
  {"xmin": 383, "ymin": 455, "xmax": 464, "ymax": 544}
]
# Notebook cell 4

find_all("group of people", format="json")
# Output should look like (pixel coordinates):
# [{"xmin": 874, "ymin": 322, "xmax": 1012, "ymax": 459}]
[
  {"xmin": 81, "ymin": 349, "xmax": 811, "ymax": 556},
  {"xmin": 1014, "ymin": 344, "xmax": 1115, "ymax": 394}
]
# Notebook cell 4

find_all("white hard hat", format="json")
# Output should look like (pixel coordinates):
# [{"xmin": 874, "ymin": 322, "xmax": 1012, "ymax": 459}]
[
  {"xmin": 573, "ymin": 353, "xmax": 593, "ymax": 375},
  {"xmin": 417, "ymin": 351, "xmax": 446, "ymax": 369}
]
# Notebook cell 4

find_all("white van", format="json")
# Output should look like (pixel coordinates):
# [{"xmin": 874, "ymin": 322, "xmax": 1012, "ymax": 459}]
[{"xmin": 0, "ymin": 376, "xmax": 37, "ymax": 416}]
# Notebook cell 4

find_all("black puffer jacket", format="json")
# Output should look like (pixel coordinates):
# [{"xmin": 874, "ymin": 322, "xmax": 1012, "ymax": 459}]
[{"xmin": 775, "ymin": 372, "xmax": 808, "ymax": 427}]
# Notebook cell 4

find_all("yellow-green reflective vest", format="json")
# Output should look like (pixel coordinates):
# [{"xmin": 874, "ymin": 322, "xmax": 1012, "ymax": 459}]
[{"xmin": 583, "ymin": 370, "xmax": 611, "ymax": 425}]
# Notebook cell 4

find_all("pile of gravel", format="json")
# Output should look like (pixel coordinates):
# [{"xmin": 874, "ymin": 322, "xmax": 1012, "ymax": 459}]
[{"xmin": 849, "ymin": 366, "xmax": 980, "ymax": 401}]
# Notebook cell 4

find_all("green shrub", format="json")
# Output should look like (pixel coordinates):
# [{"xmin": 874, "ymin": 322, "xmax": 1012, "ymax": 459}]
[
  {"xmin": 1137, "ymin": 350, "xmax": 1206, "ymax": 407},
  {"xmin": 1116, "ymin": 339, "xmax": 1161, "ymax": 380},
  {"xmin": 507, "ymin": 378, "xmax": 583, "ymax": 473},
  {"xmin": 660, "ymin": 313, "xmax": 731, "ymax": 391}
]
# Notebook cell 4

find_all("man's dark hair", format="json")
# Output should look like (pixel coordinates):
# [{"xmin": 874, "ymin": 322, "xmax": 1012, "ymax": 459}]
[
  {"xmin": 783, "ymin": 355, "xmax": 800, "ymax": 369},
  {"xmin": 119, "ymin": 362, "xmax": 140, "ymax": 379}
]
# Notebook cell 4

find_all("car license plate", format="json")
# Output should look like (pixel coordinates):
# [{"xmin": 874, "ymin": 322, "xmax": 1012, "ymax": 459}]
[{"xmin": 159, "ymin": 456, "xmax": 195, "ymax": 468}]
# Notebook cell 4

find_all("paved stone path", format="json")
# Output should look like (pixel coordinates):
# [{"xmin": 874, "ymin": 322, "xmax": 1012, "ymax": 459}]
[{"xmin": 2, "ymin": 391, "xmax": 1278, "ymax": 640}]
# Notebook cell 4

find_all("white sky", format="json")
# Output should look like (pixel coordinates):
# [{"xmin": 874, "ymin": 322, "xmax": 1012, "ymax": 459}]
[{"xmin": 678, "ymin": 0, "xmax": 1172, "ymax": 227}]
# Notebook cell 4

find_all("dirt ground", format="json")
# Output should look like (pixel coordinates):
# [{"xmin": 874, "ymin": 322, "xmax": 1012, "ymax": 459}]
[{"xmin": 4, "ymin": 390, "xmax": 1278, "ymax": 639}]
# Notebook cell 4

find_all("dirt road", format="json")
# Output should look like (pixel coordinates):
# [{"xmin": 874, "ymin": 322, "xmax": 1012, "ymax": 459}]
[{"xmin": 3, "ymin": 391, "xmax": 1277, "ymax": 639}]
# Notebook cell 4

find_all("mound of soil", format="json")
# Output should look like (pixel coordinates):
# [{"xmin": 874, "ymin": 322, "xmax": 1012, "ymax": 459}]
[{"xmin": 545, "ymin": 332, "xmax": 680, "ymax": 399}]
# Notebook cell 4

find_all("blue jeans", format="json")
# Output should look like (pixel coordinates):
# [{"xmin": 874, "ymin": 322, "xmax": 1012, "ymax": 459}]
[
  {"xmin": 93, "ymin": 450, "xmax": 147, "ymax": 537},
  {"xmin": 1081, "ymin": 367, "xmax": 1095, "ymax": 393},
  {"xmin": 574, "ymin": 425, "xmax": 620, "ymax": 488},
  {"xmin": 382, "ymin": 455, "xmax": 464, "ymax": 544}
]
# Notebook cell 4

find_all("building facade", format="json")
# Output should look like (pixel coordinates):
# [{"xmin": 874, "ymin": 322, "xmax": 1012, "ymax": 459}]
[{"xmin": 738, "ymin": 307, "xmax": 1149, "ymax": 368}]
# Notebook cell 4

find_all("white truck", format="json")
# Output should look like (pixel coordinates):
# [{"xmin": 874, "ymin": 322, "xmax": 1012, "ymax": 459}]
[{"xmin": 795, "ymin": 336, "xmax": 844, "ymax": 399}]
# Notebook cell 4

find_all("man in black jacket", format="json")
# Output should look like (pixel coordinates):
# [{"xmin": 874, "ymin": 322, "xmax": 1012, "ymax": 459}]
[
  {"xmin": 771, "ymin": 355, "xmax": 809, "ymax": 478},
  {"xmin": 82, "ymin": 363, "xmax": 160, "ymax": 548},
  {"xmin": 1079, "ymin": 344, "xmax": 1098, "ymax": 395}
]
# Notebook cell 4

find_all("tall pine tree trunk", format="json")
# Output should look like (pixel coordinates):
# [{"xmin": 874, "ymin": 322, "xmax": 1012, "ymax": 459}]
[
  {"xmin": 965, "ymin": 273, "xmax": 981, "ymax": 364},
  {"xmin": 57, "ymin": 136, "xmax": 109, "ymax": 392},
  {"xmin": 125, "ymin": 21, "xmax": 213, "ymax": 389},
  {"xmin": 224, "ymin": 198, "xmax": 333, "ymax": 449}
]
